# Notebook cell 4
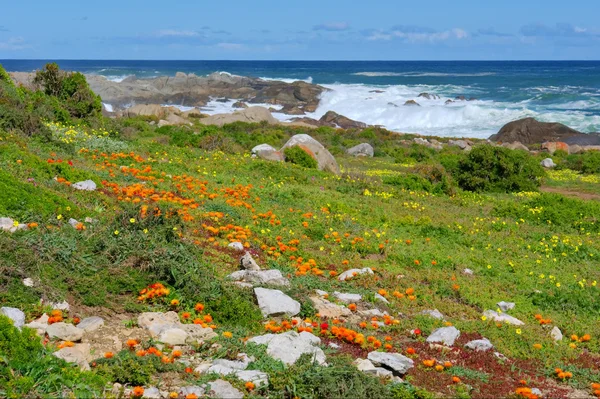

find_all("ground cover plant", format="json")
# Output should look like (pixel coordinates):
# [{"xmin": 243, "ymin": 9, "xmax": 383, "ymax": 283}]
[{"xmin": 0, "ymin": 64, "xmax": 599, "ymax": 398}]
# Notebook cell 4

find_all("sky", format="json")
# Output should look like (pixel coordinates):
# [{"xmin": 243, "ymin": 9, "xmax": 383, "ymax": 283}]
[{"xmin": 1, "ymin": 0, "xmax": 600, "ymax": 60}]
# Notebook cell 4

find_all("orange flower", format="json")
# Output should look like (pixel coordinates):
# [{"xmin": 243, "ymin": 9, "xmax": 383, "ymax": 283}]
[
  {"xmin": 444, "ymin": 361, "xmax": 452, "ymax": 368},
  {"xmin": 203, "ymin": 314, "xmax": 213, "ymax": 323},
  {"xmin": 194, "ymin": 303, "xmax": 204, "ymax": 312},
  {"xmin": 348, "ymin": 303, "xmax": 357, "ymax": 312},
  {"xmin": 172, "ymin": 350, "xmax": 182, "ymax": 358},
  {"xmin": 452, "ymin": 376, "xmax": 461, "ymax": 383},
  {"xmin": 132, "ymin": 386, "xmax": 144, "ymax": 398},
  {"xmin": 378, "ymin": 289, "xmax": 388, "ymax": 297},
  {"xmin": 405, "ymin": 287, "xmax": 415, "ymax": 295},
  {"xmin": 245, "ymin": 381, "xmax": 255, "ymax": 391},
  {"xmin": 181, "ymin": 312, "xmax": 191, "ymax": 320},
  {"xmin": 169, "ymin": 393, "xmax": 178, "ymax": 399},
  {"xmin": 435, "ymin": 364, "xmax": 444, "ymax": 371},
  {"xmin": 223, "ymin": 331, "xmax": 233, "ymax": 338},
  {"xmin": 533, "ymin": 343, "xmax": 542, "ymax": 350},
  {"xmin": 580, "ymin": 334, "xmax": 591, "ymax": 342},
  {"xmin": 571, "ymin": 334, "xmax": 579, "ymax": 341},
  {"xmin": 136, "ymin": 350, "xmax": 146, "ymax": 357},
  {"xmin": 185, "ymin": 394, "xmax": 198, "ymax": 399},
  {"xmin": 422, "ymin": 359, "xmax": 436, "ymax": 367},
  {"xmin": 406, "ymin": 347, "xmax": 416, "ymax": 355},
  {"xmin": 104, "ymin": 352, "xmax": 114, "ymax": 359},
  {"xmin": 170, "ymin": 299, "xmax": 180, "ymax": 306}
]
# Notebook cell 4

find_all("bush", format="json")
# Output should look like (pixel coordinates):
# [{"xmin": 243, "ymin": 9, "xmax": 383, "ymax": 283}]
[
  {"xmin": 562, "ymin": 151, "xmax": 600, "ymax": 174},
  {"xmin": 94, "ymin": 350, "xmax": 179, "ymax": 386},
  {"xmin": 284, "ymin": 146, "xmax": 318, "ymax": 169},
  {"xmin": 0, "ymin": 63, "xmax": 13, "ymax": 87},
  {"xmin": 454, "ymin": 145, "xmax": 544, "ymax": 192},
  {"xmin": 383, "ymin": 164, "xmax": 455, "ymax": 195}
]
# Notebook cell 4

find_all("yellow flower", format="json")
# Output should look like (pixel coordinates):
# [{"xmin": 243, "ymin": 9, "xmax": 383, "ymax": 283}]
[
  {"xmin": 143, "ymin": 229, "xmax": 148, "ymax": 234},
  {"xmin": 222, "ymin": 331, "xmax": 233, "ymax": 338},
  {"xmin": 114, "ymin": 230, "xmax": 119, "ymax": 235},
  {"xmin": 481, "ymin": 316, "xmax": 487, "ymax": 321},
  {"xmin": 57, "ymin": 214, "xmax": 63, "ymax": 220},
  {"xmin": 516, "ymin": 329, "xmax": 522, "ymax": 335},
  {"xmin": 130, "ymin": 218, "xmax": 136, "ymax": 223},
  {"xmin": 12, "ymin": 220, "xmax": 19, "ymax": 227}
]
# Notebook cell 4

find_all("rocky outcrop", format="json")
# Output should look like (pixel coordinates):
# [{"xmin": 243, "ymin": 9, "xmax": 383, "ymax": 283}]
[
  {"xmin": 501, "ymin": 141, "xmax": 529, "ymax": 151},
  {"xmin": 281, "ymin": 134, "xmax": 340, "ymax": 174},
  {"xmin": 490, "ymin": 118, "xmax": 590, "ymax": 144},
  {"xmin": 541, "ymin": 141, "xmax": 569, "ymax": 154},
  {"xmin": 367, "ymin": 351, "xmax": 414, "ymax": 375},
  {"xmin": 418, "ymin": 93, "xmax": 440, "ymax": 100},
  {"xmin": 319, "ymin": 111, "xmax": 367, "ymax": 129},
  {"xmin": 404, "ymin": 100, "xmax": 420, "ymax": 106},
  {"xmin": 251, "ymin": 144, "xmax": 284, "ymax": 162},
  {"xmin": 247, "ymin": 331, "xmax": 326, "ymax": 366},
  {"xmin": 199, "ymin": 106, "xmax": 279, "ymax": 126},
  {"xmin": 426, "ymin": 326, "xmax": 461, "ymax": 346},
  {"xmin": 254, "ymin": 288, "xmax": 301, "ymax": 317},
  {"xmin": 347, "ymin": 143, "xmax": 374, "ymax": 157}
]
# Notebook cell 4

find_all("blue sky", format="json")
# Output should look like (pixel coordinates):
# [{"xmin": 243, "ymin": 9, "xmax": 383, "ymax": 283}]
[{"xmin": 1, "ymin": 0, "xmax": 599, "ymax": 60}]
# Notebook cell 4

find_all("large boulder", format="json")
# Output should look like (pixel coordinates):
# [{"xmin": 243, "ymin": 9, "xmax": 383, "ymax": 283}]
[
  {"xmin": 501, "ymin": 141, "xmax": 529, "ymax": 151},
  {"xmin": 483, "ymin": 310, "xmax": 524, "ymax": 325},
  {"xmin": 541, "ymin": 141, "xmax": 570, "ymax": 154},
  {"xmin": 200, "ymin": 106, "xmax": 279, "ymax": 126},
  {"xmin": 124, "ymin": 104, "xmax": 177, "ymax": 118},
  {"xmin": 46, "ymin": 322, "xmax": 84, "ymax": 342},
  {"xmin": 281, "ymin": 134, "xmax": 340, "ymax": 174},
  {"xmin": 426, "ymin": 326, "xmax": 461, "ymax": 346},
  {"xmin": 367, "ymin": 351, "xmax": 414, "ymax": 375},
  {"xmin": 251, "ymin": 144, "xmax": 284, "ymax": 162},
  {"xmin": 1, "ymin": 307, "xmax": 25, "ymax": 328},
  {"xmin": 247, "ymin": 331, "xmax": 326, "ymax": 366},
  {"xmin": 310, "ymin": 296, "xmax": 352, "ymax": 318},
  {"xmin": 228, "ymin": 269, "xmax": 290, "ymax": 287},
  {"xmin": 319, "ymin": 111, "xmax": 367, "ymax": 129},
  {"xmin": 347, "ymin": 143, "xmax": 374, "ymax": 157},
  {"xmin": 254, "ymin": 288, "xmax": 301, "ymax": 317},
  {"xmin": 490, "ymin": 118, "xmax": 588, "ymax": 144}
]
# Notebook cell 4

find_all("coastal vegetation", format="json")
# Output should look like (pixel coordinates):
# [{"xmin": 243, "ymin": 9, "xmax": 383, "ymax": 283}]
[{"xmin": 0, "ymin": 63, "xmax": 599, "ymax": 398}]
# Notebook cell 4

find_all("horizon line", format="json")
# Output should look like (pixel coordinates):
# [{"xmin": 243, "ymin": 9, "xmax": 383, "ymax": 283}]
[{"xmin": 2, "ymin": 58, "xmax": 600, "ymax": 62}]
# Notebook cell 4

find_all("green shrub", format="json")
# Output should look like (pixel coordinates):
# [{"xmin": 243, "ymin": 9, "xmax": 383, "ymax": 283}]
[
  {"xmin": 284, "ymin": 146, "xmax": 318, "ymax": 169},
  {"xmin": 94, "ymin": 350, "xmax": 179, "ymax": 386},
  {"xmin": 454, "ymin": 145, "xmax": 544, "ymax": 192},
  {"xmin": 383, "ymin": 164, "xmax": 455, "ymax": 195},
  {"xmin": 563, "ymin": 151, "xmax": 600, "ymax": 174},
  {"xmin": 0, "ymin": 64, "xmax": 13, "ymax": 87}
]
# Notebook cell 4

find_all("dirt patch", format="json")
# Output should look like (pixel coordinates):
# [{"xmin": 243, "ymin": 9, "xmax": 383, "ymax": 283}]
[{"xmin": 541, "ymin": 186, "xmax": 600, "ymax": 201}]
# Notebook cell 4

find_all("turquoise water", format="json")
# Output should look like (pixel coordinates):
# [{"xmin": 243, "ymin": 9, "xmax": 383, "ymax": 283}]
[{"xmin": 2, "ymin": 60, "xmax": 599, "ymax": 137}]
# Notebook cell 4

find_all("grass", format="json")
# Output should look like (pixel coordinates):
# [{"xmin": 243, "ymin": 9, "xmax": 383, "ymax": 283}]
[{"xmin": 0, "ymin": 116, "xmax": 599, "ymax": 398}]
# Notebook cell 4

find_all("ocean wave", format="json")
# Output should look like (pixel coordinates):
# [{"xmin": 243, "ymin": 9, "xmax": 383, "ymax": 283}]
[
  {"xmin": 353, "ymin": 71, "xmax": 497, "ymax": 77},
  {"xmin": 260, "ymin": 76, "xmax": 313, "ymax": 84}
]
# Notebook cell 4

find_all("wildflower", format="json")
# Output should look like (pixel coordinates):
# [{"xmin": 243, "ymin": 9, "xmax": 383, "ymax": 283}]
[
  {"xmin": 181, "ymin": 312, "xmax": 191, "ymax": 320},
  {"xmin": 452, "ymin": 376, "xmax": 461, "ymax": 383},
  {"xmin": 170, "ymin": 299, "xmax": 180, "ymax": 306},
  {"xmin": 114, "ymin": 230, "xmax": 119, "ymax": 235},
  {"xmin": 104, "ymin": 352, "xmax": 114, "ymax": 359},
  {"xmin": 169, "ymin": 393, "xmax": 178, "ymax": 399},
  {"xmin": 57, "ymin": 214, "xmax": 62, "ymax": 220},
  {"xmin": 406, "ymin": 347, "xmax": 416, "ymax": 355},
  {"xmin": 245, "ymin": 381, "xmax": 255, "ymax": 391},
  {"xmin": 132, "ymin": 387, "xmax": 144, "ymax": 398},
  {"xmin": 172, "ymin": 350, "xmax": 182, "ymax": 358},
  {"xmin": 516, "ymin": 329, "xmax": 522, "ymax": 335},
  {"xmin": 581, "ymin": 334, "xmax": 591, "ymax": 342},
  {"xmin": 533, "ymin": 343, "xmax": 542, "ymax": 350},
  {"xmin": 129, "ymin": 218, "xmax": 136, "ymax": 223},
  {"xmin": 378, "ymin": 289, "xmax": 388, "ymax": 297},
  {"xmin": 422, "ymin": 359, "xmax": 436, "ymax": 367},
  {"xmin": 126, "ymin": 339, "xmax": 138, "ymax": 349},
  {"xmin": 223, "ymin": 331, "xmax": 233, "ymax": 338},
  {"xmin": 136, "ymin": 350, "xmax": 146, "ymax": 357},
  {"xmin": 194, "ymin": 303, "xmax": 204, "ymax": 312},
  {"xmin": 435, "ymin": 364, "xmax": 444, "ymax": 371},
  {"xmin": 571, "ymin": 334, "xmax": 579, "ymax": 341},
  {"xmin": 348, "ymin": 303, "xmax": 357, "ymax": 311},
  {"xmin": 184, "ymin": 367, "xmax": 193, "ymax": 373},
  {"xmin": 185, "ymin": 394, "xmax": 198, "ymax": 399}
]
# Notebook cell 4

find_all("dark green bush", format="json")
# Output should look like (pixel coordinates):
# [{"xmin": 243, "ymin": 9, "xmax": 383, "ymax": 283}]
[
  {"xmin": 94, "ymin": 350, "xmax": 179, "ymax": 386},
  {"xmin": 454, "ymin": 145, "xmax": 544, "ymax": 192},
  {"xmin": 284, "ymin": 146, "xmax": 318, "ymax": 169},
  {"xmin": 0, "ymin": 64, "xmax": 13, "ymax": 87},
  {"xmin": 562, "ymin": 151, "xmax": 600, "ymax": 174},
  {"xmin": 383, "ymin": 164, "xmax": 455, "ymax": 195}
]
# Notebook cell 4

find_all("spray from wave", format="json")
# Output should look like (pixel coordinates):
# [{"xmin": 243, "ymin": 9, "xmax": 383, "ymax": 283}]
[{"xmin": 353, "ymin": 72, "xmax": 497, "ymax": 77}]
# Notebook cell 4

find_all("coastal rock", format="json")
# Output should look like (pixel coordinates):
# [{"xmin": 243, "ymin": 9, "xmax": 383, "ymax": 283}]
[
  {"xmin": 46, "ymin": 322, "xmax": 84, "ymax": 342},
  {"xmin": 200, "ymin": 106, "xmax": 279, "ymax": 126},
  {"xmin": 338, "ymin": 267, "xmax": 374, "ymax": 281},
  {"xmin": 240, "ymin": 252, "xmax": 261, "ymax": 271},
  {"xmin": 254, "ymin": 287, "xmax": 300, "ymax": 317},
  {"xmin": 228, "ymin": 269, "xmax": 290, "ymax": 287},
  {"xmin": 158, "ymin": 113, "xmax": 191, "ymax": 127},
  {"xmin": 251, "ymin": 144, "xmax": 284, "ymax": 162},
  {"xmin": 206, "ymin": 379, "xmax": 243, "ymax": 399},
  {"xmin": 502, "ymin": 141, "xmax": 529, "ymax": 151},
  {"xmin": 483, "ymin": 310, "xmax": 524, "ymax": 325},
  {"xmin": 76, "ymin": 316, "xmax": 104, "ymax": 332},
  {"xmin": 310, "ymin": 296, "xmax": 352, "ymax": 318},
  {"xmin": 426, "ymin": 326, "xmax": 461, "ymax": 346},
  {"xmin": 1, "ymin": 307, "xmax": 25, "ymax": 328},
  {"xmin": 496, "ymin": 301, "xmax": 515, "ymax": 312},
  {"xmin": 541, "ymin": 141, "xmax": 570, "ymax": 154},
  {"xmin": 247, "ymin": 331, "xmax": 326, "ymax": 366},
  {"xmin": 418, "ymin": 93, "xmax": 440, "ymax": 100},
  {"xmin": 347, "ymin": 143, "xmax": 374, "ymax": 157},
  {"xmin": 404, "ymin": 100, "xmax": 420, "ymax": 106},
  {"xmin": 319, "ymin": 111, "xmax": 367, "ymax": 129},
  {"xmin": 367, "ymin": 351, "xmax": 414, "ymax": 375},
  {"xmin": 72, "ymin": 180, "xmax": 97, "ymax": 191},
  {"xmin": 124, "ymin": 104, "xmax": 174, "ymax": 119},
  {"xmin": 465, "ymin": 338, "xmax": 494, "ymax": 351},
  {"xmin": 490, "ymin": 118, "xmax": 588, "ymax": 144},
  {"xmin": 281, "ymin": 134, "xmax": 340, "ymax": 174},
  {"xmin": 541, "ymin": 158, "xmax": 556, "ymax": 168},
  {"xmin": 332, "ymin": 291, "xmax": 362, "ymax": 304},
  {"xmin": 232, "ymin": 101, "xmax": 248, "ymax": 109},
  {"xmin": 448, "ymin": 139, "xmax": 472, "ymax": 151}
]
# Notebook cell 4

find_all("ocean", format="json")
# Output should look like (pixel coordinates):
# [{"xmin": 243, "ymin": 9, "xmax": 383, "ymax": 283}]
[{"xmin": 2, "ymin": 60, "xmax": 600, "ymax": 138}]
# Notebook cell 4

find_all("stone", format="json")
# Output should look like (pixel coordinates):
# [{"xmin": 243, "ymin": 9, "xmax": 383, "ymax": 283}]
[
  {"xmin": 367, "ymin": 351, "xmax": 414, "ymax": 375},
  {"xmin": 46, "ymin": 322, "xmax": 84, "ymax": 341},
  {"xmin": 254, "ymin": 287, "xmax": 301, "ymax": 317},
  {"xmin": 54, "ymin": 347, "xmax": 90, "ymax": 370},
  {"xmin": 76, "ymin": 316, "xmax": 104, "ymax": 332},
  {"xmin": 420, "ymin": 309, "xmax": 445, "ymax": 320},
  {"xmin": 404, "ymin": 100, "xmax": 420, "ymax": 106},
  {"xmin": 251, "ymin": 144, "xmax": 285, "ymax": 162},
  {"xmin": 240, "ymin": 252, "xmax": 261, "ymax": 271},
  {"xmin": 490, "ymin": 118, "xmax": 588, "ymax": 144},
  {"xmin": 180, "ymin": 386, "xmax": 205, "ymax": 397},
  {"xmin": 72, "ymin": 180, "xmax": 96, "ymax": 191},
  {"xmin": 541, "ymin": 158, "xmax": 556, "ymax": 168},
  {"xmin": 374, "ymin": 293, "xmax": 389, "ymax": 304},
  {"xmin": 448, "ymin": 139, "xmax": 471, "ymax": 151},
  {"xmin": 228, "ymin": 242, "xmax": 244, "ymax": 251},
  {"xmin": 463, "ymin": 268, "xmax": 474, "ymax": 275},
  {"xmin": 137, "ymin": 312, "xmax": 181, "ymax": 337},
  {"xmin": 354, "ymin": 358, "xmax": 394, "ymax": 378},
  {"xmin": 483, "ymin": 310, "xmax": 524, "ymax": 325},
  {"xmin": 338, "ymin": 267, "xmax": 374, "ymax": 281},
  {"xmin": 502, "ymin": 141, "xmax": 529, "ymax": 151},
  {"xmin": 359, "ymin": 308, "xmax": 387, "ymax": 318},
  {"xmin": 426, "ymin": 326, "xmax": 461, "ymax": 346},
  {"xmin": 347, "ymin": 143, "xmax": 374, "ymax": 157},
  {"xmin": 418, "ymin": 92, "xmax": 440, "ymax": 100},
  {"xmin": 180, "ymin": 324, "xmax": 217, "ymax": 343},
  {"xmin": 0, "ymin": 217, "xmax": 27, "ymax": 233},
  {"xmin": 465, "ymin": 338, "xmax": 493, "ymax": 351},
  {"xmin": 332, "ymin": 291, "xmax": 362, "ymax": 304},
  {"xmin": 247, "ymin": 331, "xmax": 326, "ymax": 366},
  {"xmin": 310, "ymin": 296, "xmax": 351, "ymax": 318},
  {"xmin": 319, "ymin": 111, "xmax": 367, "ymax": 129},
  {"xmin": 228, "ymin": 269, "xmax": 291, "ymax": 287},
  {"xmin": 50, "ymin": 300, "xmax": 70, "ymax": 312},
  {"xmin": 158, "ymin": 328, "xmax": 189, "ymax": 345},
  {"xmin": 1, "ymin": 307, "xmax": 25, "ymax": 328},
  {"xmin": 206, "ymin": 380, "xmax": 243, "ymax": 399},
  {"xmin": 497, "ymin": 301, "xmax": 515, "ymax": 312},
  {"xmin": 68, "ymin": 218, "xmax": 81, "ymax": 228},
  {"xmin": 25, "ymin": 314, "xmax": 49, "ymax": 335},
  {"xmin": 531, "ymin": 388, "xmax": 543, "ymax": 397},
  {"xmin": 315, "ymin": 289, "xmax": 328, "ymax": 296},
  {"xmin": 235, "ymin": 370, "xmax": 269, "ymax": 386},
  {"xmin": 200, "ymin": 107, "xmax": 279, "ymax": 127},
  {"xmin": 212, "ymin": 353, "xmax": 253, "ymax": 370},
  {"xmin": 541, "ymin": 141, "xmax": 570, "ymax": 154},
  {"xmin": 142, "ymin": 387, "xmax": 161, "ymax": 399},
  {"xmin": 232, "ymin": 101, "xmax": 248, "ymax": 109},
  {"xmin": 281, "ymin": 134, "xmax": 340, "ymax": 174},
  {"xmin": 550, "ymin": 326, "xmax": 563, "ymax": 341}
]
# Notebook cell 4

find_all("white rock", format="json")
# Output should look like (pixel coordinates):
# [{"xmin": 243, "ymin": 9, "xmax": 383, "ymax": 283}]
[
  {"xmin": 158, "ymin": 328, "xmax": 189, "ymax": 345},
  {"xmin": 420, "ymin": 309, "xmax": 445, "ymax": 320},
  {"xmin": 497, "ymin": 301, "xmax": 515, "ymax": 312},
  {"xmin": 254, "ymin": 287, "xmax": 300, "ymax": 317},
  {"xmin": 68, "ymin": 218, "xmax": 81, "ymax": 228},
  {"xmin": 0, "ymin": 217, "xmax": 14, "ymax": 231},
  {"xmin": 550, "ymin": 326, "xmax": 563, "ymax": 341},
  {"xmin": 138, "ymin": 311, "xmax": 181, "ymax": 336},
  {"xmin": 531, "ymin": 388, "xmax": 543, "ymax": 397},
  {"xmin": 142, "ymin": 386, "xmax": 161, "ymax": 399},
  {"xmin": 332, "ymin": 291, "xmax": 362, "ymax": 304},
  {"xmin": 465, "ymin": 338, "xmax": 493, "ymax": 351},
  {"xmin": 22, "ymin": 278, "xmax": 34, "ymax": 287},
  {"xmin": 72, "ymin": 180, "xmax": 97, "ymax": 191},
  {"xmin": 46, "ymin": 322, "xmax": 84, "ymax": 341},
  {"xmin": 247, "ymin": 331, "xmax": 326, "ymax": 366},
  {"xmin": 206, "ymin": 379, "xmax": 243, "ymax": 399},
  {"xmin": 541, "ymin": 158, "xmax": 556, "ymax": 168},
  {"xmin": 212, "ymin": 353, "xmax": 253, "ymax": 370},
  {"xmin": 426, "ymin": 326, "xmax": 461, "ymax": 346},
  {"xmin": 328, "ymin": 342, "xmax": 340, "ymax": 349},
  {"xmin": 54, "ymin": 347, "xmax": 90, "ymax": 370},
  {"xmin": 25, "ymin": 314, "xmax": 49, "ymax": 335},
  {"xmin": 374, "ymin": 293, "xmax": 389, "ymax": 304},
  {"xmin": 310, "ymin": 296, "xmax": 351, "ymax": 318},
  {"xmin": 463, "ymin": 268, "xmax": 474, "ymax": 275},
  {"xmin": 1, "ymin": 307, "xmax": 25, "ymax": 328},
  {"xmin": 240, "ymin": 252, "xmax": 260, "ymax": 271},
  {"xmin": 367, "ymin": 351, "xmax": 414, "ymax": 375},
  {"xmin": 228, "ymin": 269, "xmax": 289, "ymax": 286},
  {"xmin": 315, "ymin": 289, "xmax": 328, "ymax": 296},
  {"xmin": 483, "ymin": 310, "xmax": 524, "ymax": 325},
  {"xmin": 354, "ymin": 358, "xmax": 393, "ymax": 378},
  {"xmin": 347, "ymin": 143, "xmax": 374, "ymax": 157},
  {"xmin": 338, "ymin": 267, "xmax": 373, "ymax": 281},
  {"xmin": 50, "ymin": 301, "xmax": 70, "ymax": 312},
  {"xmin": 180, "ymin": 324, "xmax": 218, "ymax": 344},
  {"xmin": 359, "ymin": 308, "xmax": 387, "ymax": 317},
  {"xmin": 76, "ymin": 316, "xmax": 104, "ymax": 332},
  {"xmin": 235, "ymin": 370, "xmax": 269, "ymax": 386},
  {"xmin": 180, "ymin": 386, "xmax": 205, "ymax": 397},
  {"xmin": 228, "ymin": 242, "xmax": 244, "ymax": 251}
]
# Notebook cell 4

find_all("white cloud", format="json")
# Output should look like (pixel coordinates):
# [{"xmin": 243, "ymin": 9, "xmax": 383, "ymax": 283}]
[
  {"xmin": 216, "ymin": 42, "xmax": 244, "ymax": 50},
  {"xmin": 367, "ymin": 26, "xmax": 468, "ymax": 43},
  {"xmin": 313, "ymin": 22, "xmax": 350, "ymax": 31},
  {"xmin": 156, "ymin": 30, "xmax": 200, "ymax": 37},
  {"xmin": 0, "ymin": 37, "xmax": 27, "ymax": 50}
]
